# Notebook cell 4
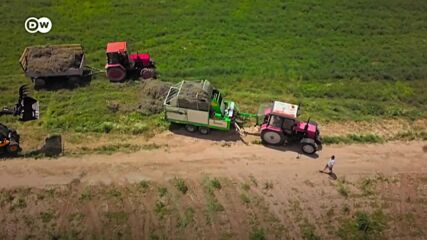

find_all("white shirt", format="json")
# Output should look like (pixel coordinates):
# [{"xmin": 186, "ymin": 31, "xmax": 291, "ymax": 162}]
[{"xmin": 327, "ymin": 158, "xmax": 335, "ymax": 167}]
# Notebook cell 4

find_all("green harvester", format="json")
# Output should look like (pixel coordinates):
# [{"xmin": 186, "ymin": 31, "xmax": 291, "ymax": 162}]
[{"xmin": 163, "ymin": 80, "xmax": 252, "ymax": 134}]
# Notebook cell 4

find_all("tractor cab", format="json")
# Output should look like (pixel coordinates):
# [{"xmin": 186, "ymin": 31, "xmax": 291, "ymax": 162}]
[
  {"xmin": 259, "ymin": 101, "xmax": 299, "ymax": 132},
  {"xmin": 258, "ymin": 101, "xmax": 322, "ymax": 154},
  {"xmin": 106, "ymin": 42, "xmax": 131, "ymax": 67}
]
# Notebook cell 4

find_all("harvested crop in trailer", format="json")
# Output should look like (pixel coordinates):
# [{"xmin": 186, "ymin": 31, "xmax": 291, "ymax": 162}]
[
  {"xmin": 25, "ymin": 46, "xmax": 83, "ymax": 74},
  {"xmin": 177, "ymin": 81, "xmax": 211, "ymax": 111}
]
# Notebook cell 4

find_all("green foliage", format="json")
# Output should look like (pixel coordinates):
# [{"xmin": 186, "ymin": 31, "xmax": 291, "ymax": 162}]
[
  {"xmin": 40, "ymin": 210, "xmax": 55, "ymax": 223},
  {"xmin": 240, "ymin": 193, "xmax": 251, "ymax": 205},
  {"xmin": 79, "ymin": 143, "xmax": 141, "ymax": 155},
  {"xmin": 154, "ymin": 200, "xmax": 168, "ymax": 219},
  {"xmin": 0, "ymin": 0, "xmax": 426, "ymax": 138},
  {"xmin": 10, "ymin": 198, "xmax": 27, "ymax": 211},
  {"xmin": 210, "ymin": 178, "xmax": 222, "ymax": 190},
  {"xmin": 177, "ymin": 207, "xmax": 195, "ymax": 229},
  {"xmin": 138, "ymin": 180, "xmax": 150, "ymax": 192},
  {"xmin": 249, "ymin": 227, "xmax": 266, "ymax": 240},
  {"xmin": 106, "ymin": 188, "xmax": 122, "ymax": 200},
  {"xmin": 337, "ymin": 181, "xmax": 350, "ymax": 198},
  {"xmin": 174, "ymin": 177, "xmax": 188, "ymax": 194},
  {"xmin": 202, "ymin": 177, "xmax": 224, "ymax": 213},
  {"xmin": 79, "ymin": 189, "xmax": 93, "ymax": 202},
  {"xmin": 300, "ymin": 220, "xmax": 321, "ymax": 240},
  {"xmin": 323, "ymin": 134, "xmax": 383, "ymax": 144},
  {"xmin": 359, "ymin": 178, "xmax": 377, "ymax": 196},
  {"xmin": 338, "ymin": 210, "xmax": 388, "ymax": 240},
  {"xmin": 158, "ymin": 187, "xmax": 168, "ymax": 198}
]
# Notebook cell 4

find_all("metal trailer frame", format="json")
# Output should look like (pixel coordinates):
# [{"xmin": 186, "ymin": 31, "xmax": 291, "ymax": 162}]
[
  {"xmin": 19, "ymin": 44, "xmax": 86, "ymax": 79},
  {"xmin": 163, "ymin": 80, "xmax": 232, "ymax": 131}
]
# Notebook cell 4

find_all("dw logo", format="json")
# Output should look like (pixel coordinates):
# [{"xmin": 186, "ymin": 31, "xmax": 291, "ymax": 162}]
[{"xmin": 24, "ymin": 17, "xmax": 52, "ymax": 33}]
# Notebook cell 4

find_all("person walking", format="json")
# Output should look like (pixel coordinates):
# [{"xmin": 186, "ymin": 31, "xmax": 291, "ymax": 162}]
[{"xmin": 322, "ymin": 155, "xmax": 336, "ymax": 174}]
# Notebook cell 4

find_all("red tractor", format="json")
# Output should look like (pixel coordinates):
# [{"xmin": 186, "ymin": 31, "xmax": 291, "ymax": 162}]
[
  {"xmin": 257, "ymin": 101, "xmax": 322, "ymax": 154},
  {"xmin": 105, "ymin": 41, "xmax": 156, "ymax": 82}
]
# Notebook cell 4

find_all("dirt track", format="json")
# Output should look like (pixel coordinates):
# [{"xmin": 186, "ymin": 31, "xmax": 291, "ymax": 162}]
[
  {"xmin": 1, "ymin": 131, "xmax": 426, "ymax": 188},
  {"xmin": 1, "ymin": 132, "xmax": 426, "ymax": 239}
]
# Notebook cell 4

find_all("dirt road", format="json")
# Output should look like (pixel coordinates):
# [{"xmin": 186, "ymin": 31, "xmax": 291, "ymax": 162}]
[
  {"xmin": 1, "ymin": 132, "xmax": 426, "ymax": 239},
  {"xmin": 1, "ymin": 131, "xmax": 425, "ymax": 188}
]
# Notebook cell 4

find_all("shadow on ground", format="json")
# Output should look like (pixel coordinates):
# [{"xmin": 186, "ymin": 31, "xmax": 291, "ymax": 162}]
[
  {"xmin": 169, "ymin": 124, "xmax": 242, "ymax": 142},
  {"xmin": 263, "ymin": 143, "xmax": 320, "ymax": 159}
]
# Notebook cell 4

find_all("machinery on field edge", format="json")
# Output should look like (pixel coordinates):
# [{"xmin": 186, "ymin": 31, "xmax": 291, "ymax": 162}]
[
  {"xmin": 0, "ymin": 85, "xmax": 39, "ymax": 156},
  {"xmin": 163, "ymin": 80, "xmax": 322, "ymax": 154}
]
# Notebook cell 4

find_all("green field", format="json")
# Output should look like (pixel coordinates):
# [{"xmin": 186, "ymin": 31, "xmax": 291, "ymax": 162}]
[{"xmin": 1, "ymin": 0, "xmax": 426, "ymax": 134}]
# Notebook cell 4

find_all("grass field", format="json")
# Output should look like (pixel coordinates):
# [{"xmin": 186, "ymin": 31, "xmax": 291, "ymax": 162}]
[{"xmin": 1, "ymin": 0, "xmax": 426, "ymax": 135}]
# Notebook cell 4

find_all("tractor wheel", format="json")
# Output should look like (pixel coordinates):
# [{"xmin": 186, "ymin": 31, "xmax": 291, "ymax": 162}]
[
  {"xmin": 34, "ymin": 78, "xmax": 46, "ymax": 90},
  {"xmin": 300, "ymin": 138, "xmax": 318, "ymax": 154},
  {"xmin": 6, "ymin": 142, "xmax": 20, "ymax": 155},
  {"xmin": 68, "ymin": 76, "xmax": 81, "ymax": 88},
  {"xmin": 185, "ymin": 124, "xmax": 197, "ymax": 133},
  {"xmin": 141, "ymin": 68, "xmax": 155, "ymax": 79},
  {"xmin": 261, "ymin": 130, "xmax": 284, "ymax": 145},
  {"xmin": 107, "ymin": 67, "xmax": 126, "ymax": 82},
  {"xmin": 199, "ymin": 127, "xmax": 210, "ymax": 135}
]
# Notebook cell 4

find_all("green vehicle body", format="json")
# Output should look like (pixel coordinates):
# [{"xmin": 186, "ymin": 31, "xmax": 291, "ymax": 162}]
[{"xmin": 163, "ymin": 80, "xmax": 238, "ymax": 131}]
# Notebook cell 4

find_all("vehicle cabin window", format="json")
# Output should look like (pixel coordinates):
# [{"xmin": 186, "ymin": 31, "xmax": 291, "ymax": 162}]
[
  {"xmin": 268, "ymin": 115, "xmax": 282, "ymax": 128},
  {"xmin": 282, "ymin": 118, "xmax": 295, "ymax": 131}
]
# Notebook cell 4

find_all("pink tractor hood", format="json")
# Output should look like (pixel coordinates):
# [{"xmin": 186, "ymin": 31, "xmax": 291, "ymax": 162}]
[{"xmin": 295, "ymin": 122, "xmax": 317, "ymax": 138}]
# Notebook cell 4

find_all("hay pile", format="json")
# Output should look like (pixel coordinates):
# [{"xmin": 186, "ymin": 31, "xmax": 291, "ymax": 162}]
[
  {"xmin": 176, "ymin": 81, "xmax": 212, "ymax": 111},
  {"xmin": 139, "ymin": 80, "xmax": 172, "ymax": 115},
  {"xmin": 26, "ymin": 46, "xmax": 83, "ymax": 74}
]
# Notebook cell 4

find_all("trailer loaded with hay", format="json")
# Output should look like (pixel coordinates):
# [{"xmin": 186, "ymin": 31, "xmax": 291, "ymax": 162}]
[
  {"xmin": 19, "ymin": 44, "xmax": 92, "ymax": 90},
  {"xmin": 163, "ymin": 80, "xmax": 240, "ymax": 134}
]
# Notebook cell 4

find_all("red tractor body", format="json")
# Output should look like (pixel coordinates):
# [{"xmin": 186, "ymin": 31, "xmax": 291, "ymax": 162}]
[
  {"xmin": 105, "ymin": 41, "xmax": 156, "ymax": 82},
  {"xmin": 258, "ymin": 101, "xmax": 322, "ymax": 154}
]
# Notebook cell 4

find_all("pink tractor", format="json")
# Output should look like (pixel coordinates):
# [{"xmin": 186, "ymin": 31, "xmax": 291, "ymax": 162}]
[
  {"xmin": 258, "ymin": 101, "xmax": 322, "ymax": 154},
  {"xmin": 105, "ymin": 41, "xmax": 156, "ymax": 82}
]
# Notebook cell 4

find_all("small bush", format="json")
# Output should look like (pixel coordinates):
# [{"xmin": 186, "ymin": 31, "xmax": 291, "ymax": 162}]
[
  {"xmin": 177, "ymin": 207, "xmax": 194, "ymax": 228},
  {"xmin": 337, "ymin": 182, "xmax": 350, "ymax": 198},
  {"xmin": 107, "ymin": 188, "xmax": 122, "ymax": 200},
  {"xmin": 40, "ymin": 210, "xmax": 55, "ymax": 223},
  {"xmin": 138, "ymin": 180, "xmax": 150, "ymax": 192},
  {"xmin": 154, "ymin": 200, "xmax": 168, "ymax": 219},
  {"xmin": 79, "ymin": 189, "xmax": 93, "ymax": 202},
  {"xmin": 210, "ymin": 178, "xmax": 222, "ymax": 190},
  {"xmin": 158, "ymin": 187, "xmax": 168, "ymax": 198},
  {"xmin": 174, "ymin": 177, "xmax": 188, "ymax": 194}
]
